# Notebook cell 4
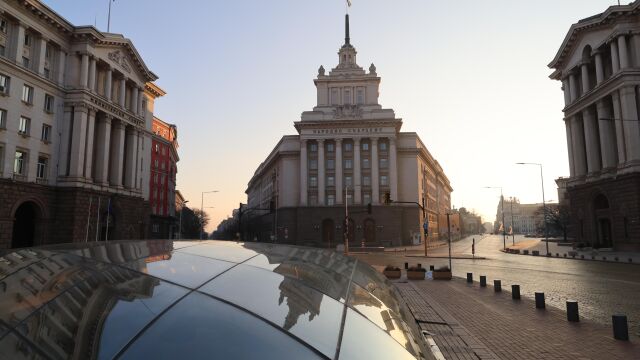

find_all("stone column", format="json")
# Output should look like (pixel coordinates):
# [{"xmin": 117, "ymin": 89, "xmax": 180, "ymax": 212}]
[
  {"xmin": 595, "ymin": 51, "xmax": 604, "ymax": 84},
  {"xmin": 569, "ymin": 73, "xmax": 578, "ymax": 101},
  {"xmin": 79, "ymin": 53, "xmax": 89, "ymax": 89},
  {"xmin": 84, "ymin": 109, "xmax": 97, "ymax": 180},
  {"xmin": 571, "ymin": 116, "xmax": 587, "ymax": 176},
  {"xmin": 611, "ymin": 40, "xmax": 620, "ymax": 74},
  {"xmin": 618, "ymin": 35, "xmax": 630, "ymax": 69},
  {"xmin": 317, "ymin": 139, "xmax": 325, "ymax": 205},
  {"xmin": 389, "ymin": 137, "xmax": 398, "ymax": 202},
  {"xmin": 619, "ymin": 86, "xmax": 640, "ymax": 162},
  {"xmin": 565, "ymin": 120, "xmax": 575, "ymax": 177},
  {"xmin": 562, "ymin": 78, "xmax": 571, "ymax": 106},
  {"xmin": 137, "ymin": 87, "xmax": 144, "ymax": 115},
  {"xmin": 596, "ymin": 100, "xmax": 617, "ymax": 169},
  {"xmin": 583, "ymin": 107, "xmax": 602, "ymax": 174},
  {"xmin": 581, "ymin": 62, "xmax": 590, "ymax": 94},
  {"xmin": 299, "ymin": 139, "xmax": 308, "ymax": 206},
  {"xmin": 12, "ymin": 22, "xmax": 25, "ymax": 64},
  {"xmin": 132, "ymin": 86, "xmax": 139, "ymax": 114},
  {"xmin": 353, "ymin": 138, "xmax": 362, "ymax": 204},
  {"xmin": 125, "ymin": 127, "xmax": 138, "ymax": 189},
  {"xmin": 335, "ymin": 138, "xmax": 343, "ymax": 204},
  {"xmin": 58, "ymin": 108, "xmax": 72, "ymax": 176},
  {"xmin": 69, "ymin": 105, "xmax": 88, "ymax": 178},
  {"xmin": 612, "ymin": 91, "xmax": 627, "ymax": 164},
  {"xmin": 371, "ymin": 138, "xmax": 380, "ymax": 204},
  {"xmin": 36, "ymin": 37, "xmax": 47, "ymax": 76},
  {"xmin": 119, "ymin": 77, "xmax": 127, "ymax": 108},
  {"xmin": 88, "ymin": 57, "xmax": 97, "ymax": 92},
  {"xmin": 110, "ymin": 121, "xmax": 126, "ymax": 187},
  {"xmin": 104, "ymin": 67, "xmax": 113, "ymax": 101},
  {"xmin": 95, "ymin": 115, "xmax": 112, "ymax": 185},
  {"xmin": 57, "ymin": 50, "xmax": 66, "ymax": 85}
]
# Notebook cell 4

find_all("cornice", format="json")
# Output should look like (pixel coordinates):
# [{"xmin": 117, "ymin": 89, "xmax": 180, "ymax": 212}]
[{"xmin": 562, "ymin": 69, "xmax": 640, "ymax": 117}]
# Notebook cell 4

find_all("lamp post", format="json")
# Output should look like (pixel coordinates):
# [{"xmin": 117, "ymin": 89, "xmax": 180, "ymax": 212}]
[
  {"xmin": 516, "ymin": 162, "xmax": 549, "ymax": 255},
  {"xmin": 178, "ymin": 200, "xmax": 189, "ymax": 240},
  {"xmin": 201, "ymin": 190, "xmax": 219, "ymax": 240},
  {"xmin": 510, "ymin": 197, "xmax": 515, "ymax": 245},
  {"xmin": 484, "ymin": 186, "xmax": 506, "ymax": 250}
]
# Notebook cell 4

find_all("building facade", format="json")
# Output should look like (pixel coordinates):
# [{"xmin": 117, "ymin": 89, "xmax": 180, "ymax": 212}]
[
  {"xmin": 494, "ymin": 197, "xmax": 559, "ymax": 235},
  {"xmin": 0, "ymin": 0, "xmax": 163, "ymax": 249},
  {"xmin": 550, "ymin": 1, "xmax": 640, "ymax": 250},
  {"xmin": 244, "ymin": 15, "xmax": 453, "ymax": 247},
  {"xmin": 149, "ymin": 116, "xmax": 179, "ymax": 239}
]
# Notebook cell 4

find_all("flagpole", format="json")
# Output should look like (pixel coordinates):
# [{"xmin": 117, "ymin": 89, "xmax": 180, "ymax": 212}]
[
  {"xmin": 85, "ymin": 197, "xmax": 93, "ymax": 243},
  {"xmin": 107, "ymin": 0, "xmax": 113, "ymax": 32},
  {"xmin": 95, "ymin": 197, "xmax": 101, "ymax": 242}
]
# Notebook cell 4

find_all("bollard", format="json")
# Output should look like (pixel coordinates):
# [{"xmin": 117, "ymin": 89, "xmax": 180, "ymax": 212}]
[
  {"xmin": 429, "ymin": 265, "xmax": 435, "ymax": 271},
  {"xmin": 494, "ymin": 280, "xmax": 502, "ymax": 292},
  {"xmin": 511, "ymin": 285, "xmax": 520, "ymax": 300},
  {"xmin": 404, "ymin": 262, "xmax": 408, "ymax": 270},
  {"xmin": 480, "ymin": 276, "xmax": 487, "ymax": 287},
  {"xmin": 612, "ymin": 315, "xmax": 629, "ymax": 341},
  {"xmin": 566, "ymin": 300, "xmax": 579, "ymax": 322},
  {"xmin": 535, "ymin": 292, "xmax": 545, "ymax": 309},
  {"xmin": 466, "ymin": 273, "xmax": 473, "ymax": 283}
]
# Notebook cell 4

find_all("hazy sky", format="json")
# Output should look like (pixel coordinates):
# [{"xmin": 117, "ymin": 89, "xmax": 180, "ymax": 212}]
[{"xmin": 43, "ymin": 0, "xmax": 622, "ymax": 231}]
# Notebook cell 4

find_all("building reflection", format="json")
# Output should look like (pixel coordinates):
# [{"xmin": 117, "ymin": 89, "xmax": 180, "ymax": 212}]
[{"xmin": 0, "ymin": 241, "xmax": 173, "ymax": 359}]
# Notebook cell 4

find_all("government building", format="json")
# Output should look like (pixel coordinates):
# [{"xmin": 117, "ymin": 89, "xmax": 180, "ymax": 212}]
[
  {"xmin": 550, "ymin": 1, "xmax": 640, "ymax": 250},
  {"xmin": 244, "ymin": 15, "xmax": 452, "ymax": 247},
  {"xmin": 0, "ymin": 0, "xmax": 167, "ymax": 248}
]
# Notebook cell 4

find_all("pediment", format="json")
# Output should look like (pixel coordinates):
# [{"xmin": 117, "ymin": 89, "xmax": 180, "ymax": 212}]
[{"xmin": 94, "ymin": 45, "xmax": 151, "ymax": 84}]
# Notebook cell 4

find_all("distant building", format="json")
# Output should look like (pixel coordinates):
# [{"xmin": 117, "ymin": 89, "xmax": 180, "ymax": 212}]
[
  {"xmin": 549, "ymin": 1, "xmax": 640, "ymax": 250},
  {"xmin": 494, "ymin": 197, "xmax": 558, "ymax": 235},
  {"xmin": 244, "ymin": 15, "xmax": 452, "ymax": 247},
  {"xmin": 457, "ymin": 208, "xmax": 482, "ymax": 235},
  {"xmin": 149, "ymin": 116, "xmax": 178, "ymax": 239},
  {"xmin": 0, "ymin": 1, "xmax": 163, "ymax": 248}
]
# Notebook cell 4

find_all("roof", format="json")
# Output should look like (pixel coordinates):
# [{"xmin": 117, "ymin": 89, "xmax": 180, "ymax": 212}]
[{"xmin": 0, "ymin": 240, "xmax": 428, "ymax": 359}]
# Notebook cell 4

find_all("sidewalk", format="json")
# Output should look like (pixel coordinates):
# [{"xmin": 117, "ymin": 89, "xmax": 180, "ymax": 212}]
[
  {"xmin": 392, "ymin": 276, "xmax": 639, "ymax": 359},
  {"xmin": 506, "ymin": 239, "xmax": 640, "ymax": 263}
]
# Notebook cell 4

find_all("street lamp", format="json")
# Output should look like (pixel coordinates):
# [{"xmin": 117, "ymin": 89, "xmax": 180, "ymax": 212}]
[
  {"xmin": 516, "ymin": 162, "xmax": 549, "ymax": 255},
  {"xmin": 201, "ymin": 190, "xmax": 219, "ymax": 240},
  {"xmin": 178, "ymin": 200, "xmax": 189, "ymax": 240},
  {"xmin": 484, "ymin": 186, "xmax": 506, "ymax": 250}
]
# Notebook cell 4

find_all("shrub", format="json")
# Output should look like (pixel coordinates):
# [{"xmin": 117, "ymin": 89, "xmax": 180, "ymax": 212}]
[
  {"xmin": 384, "ymin": 265, "xmax": 400, "ymax": 271},
  {"xmin": 433, "ymin": 266, "xmax": 450, "ymax": 272},
  {"xmin": 408, "ymin": 266, "xmax": 426, "ymax": 272}
]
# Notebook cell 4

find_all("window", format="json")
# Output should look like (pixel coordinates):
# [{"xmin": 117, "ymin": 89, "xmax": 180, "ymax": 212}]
[
  {"xmin": 327, "ymin": 159, "xmax": 335, "ymax": 169},
  {"xmin": 327, "ymin": 194, "xmax": 335, "ymax": 206},
  {"xmin": 154, "ymin": 159, "xmax": 159, "ymax": 168},
  {"xmin": 162, "ymin": 146, "xmax": 166, "ymax": 155},
  {"xmin": 161, "ymin": 175, "xmax": 165, "ymax": 185},
  {"xmin": 0, "ymin": 19, "xmax": 7, "ymax": 34},
  {"xmin": 344, "ymin": 143, "xmax": 352, "ymax": 152},
  {"xmin": 154, "ymin": 173, "xmax": 158, "ymax": 184},
  {"xmin": 327, "ymin": 176, "xmax": 335, "ymax": 186},
  {"xmin": 380, "ymin": 175, "xmax": 389, "ymax": 186},
  {"xmin": 0, "ymin": 44, "xmax": 5, "ymax": 57},
  {"xmin": 18, "ymin": 116, "xmax": 30, "ymax": 135},
  {"xmin": 309, "ymin": 176, "xmax": 318, "ymax": 187},
  {"xmin": 363, "ymin": 193, "xmax": 371, "ymax": 205},
  {"xmin": 309, "ymin": 159, "xmax": 318, "ymax": 170},
  {"xmin": 0, "ymin": 108, "xmax": 6, "ymax": 129},
  {"xmin": 0, "ymin": 74, "xmax": 10, "ymax": 94},
  {"xmin": 310, "ymin": 143, "xmax": 317, "ymax": 152},
  {"xmin": 14, "ymin": 150, "xmax": 27, "ymax": 175},
  {"xmin": 346, "ymin": 193, "xmax": 353, "ymax": 205},
  {"xmin": 343, "ymin": 88, "xmax": 351, "ymax": 105},
  {"xmin": 362, "ymin": 142, "xmax": 369, "ymax": 151},
  {"xmin": 363, "ymin": 176, "xmax": 371, "ymax": 186},
  {"xmin": 24, "ymin": 34, "xmax": 31, "ymax": 46},
  {"xmin": 43, "ymin": 68, "xmax": 50, "ymax": 79},
  {"xmin": 41, "ymin": 124, "xmax": 51, "ymax": 142},
  {"xmin": 379, "ymin": 142, "xmax": 387, "ymax": 151},
  {"xmin": 356, "ymin": 88, "xmax": 365, "ymax": 105},
  {"xmin": 152, "ymin": 223, "xmax": 160, "ymax": 233},
  {"xmin": 327, "ymin": 143, "xmax": 334, "ymax": 152},
  {"xmin": 44, "ymin": 94, "xmax": 54, "ymax": 112},
  {"xmin": 363, "ymin": 158, "xmax": 370, "ymax": 169},
  {"xmin": 155, "ymin": 144, "xmax": 159, "ymax": 153},
  {"xmin": 380, "ymin": 158, "xmax": 388, "ymax": 168},
  {"xmin": 309, "ymin": 195, "xmax": 318, "ymax": 206},
  {"xmin": 22, "ymin": 57, "xmax": 30, "ymax": 68},
  {"xmin": 22, "ymin": 85, "xmax": 33, "ymax": 104},
  {"xmin": 345, "ymin": 176, "xmax": 352, "ymax": 187},
  {"xmin": 36, "ymin": 156, "xmax": 48, "ymax": 179},
  {"xmin": 161, "ymin": 161, "xmax": 165, "ymax": 170},
  {"xmin": 330, "ymin": 88, "xmax": 339, "ymax": 105},
  {"xmin": 344, "ymin": 159, "xmax": 353, "ymax": 169}
]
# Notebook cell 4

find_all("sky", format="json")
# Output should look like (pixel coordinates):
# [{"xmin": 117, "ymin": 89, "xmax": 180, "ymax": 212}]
[{"xmin": 43, "ymin": 0, "xmax": 623, "ymax": 231}]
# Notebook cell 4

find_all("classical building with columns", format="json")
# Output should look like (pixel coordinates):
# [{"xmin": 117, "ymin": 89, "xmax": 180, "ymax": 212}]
[
  {"xmin": 244, "ymin": 15, "xmax": 452, "ymax": 247},
  {"xmin": 0, "ymin": 0, "xmax": 164, "ymax": 248},
  {"xmin": 550, "ymin": 1, "xmax": 640, "ymax": 251}
]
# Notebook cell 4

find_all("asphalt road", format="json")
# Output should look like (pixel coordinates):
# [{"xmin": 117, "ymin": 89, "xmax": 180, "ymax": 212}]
[{"xmin": 355, "ymin": 234, "xmax": 640, "ymax": 331}]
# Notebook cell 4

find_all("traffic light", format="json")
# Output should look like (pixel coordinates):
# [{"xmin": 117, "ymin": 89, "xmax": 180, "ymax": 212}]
[
  {"xmin": 423, "ymin": 222, "xmax": 428, "ymax": 236},
  {"xmin": 367, "ymin": 203, "xmax": 372, "ymax": 214},
  {"xmin": 384, "ymin": 192, "xmax": 391, "ymax": 205}
]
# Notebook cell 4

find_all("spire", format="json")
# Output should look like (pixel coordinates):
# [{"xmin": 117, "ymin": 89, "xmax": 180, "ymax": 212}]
[{"xmin": 345, "ymin": 14, "xmax": 350, "ymax": 45}]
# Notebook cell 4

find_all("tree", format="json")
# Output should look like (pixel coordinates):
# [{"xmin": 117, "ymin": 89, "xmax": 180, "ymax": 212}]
[
  {"xmin": 535, "ymin": 205, "xmax": 570, "ymax": 241},
  {"xmin": 177, "ymin": 207, "xmax": 207, "ymax": 239}
]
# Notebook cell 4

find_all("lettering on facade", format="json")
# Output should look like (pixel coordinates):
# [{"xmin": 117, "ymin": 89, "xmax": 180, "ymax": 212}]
[
  {"xmin": 311, "ymin": 127, "xmax": 384, "ymax": 135},
  {"xmin": 108, "ymin": 50, "xmax": 132, "ymax": 73}
]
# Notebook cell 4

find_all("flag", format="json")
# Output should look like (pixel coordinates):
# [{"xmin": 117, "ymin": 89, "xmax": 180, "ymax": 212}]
[{"xmin": 347, "ymin": 0, "xmax": 352, "ymax": 6}]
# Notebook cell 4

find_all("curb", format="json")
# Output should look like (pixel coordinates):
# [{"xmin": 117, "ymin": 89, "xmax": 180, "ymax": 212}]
[{"xmin": 500, "ymin": 249, "xmax": 639, "ymax": 265}]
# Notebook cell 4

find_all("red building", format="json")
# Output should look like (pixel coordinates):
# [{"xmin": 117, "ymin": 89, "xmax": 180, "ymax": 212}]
[{"xmin": 149, "ymin": 117, "xmax": 179, "ymax": 238}]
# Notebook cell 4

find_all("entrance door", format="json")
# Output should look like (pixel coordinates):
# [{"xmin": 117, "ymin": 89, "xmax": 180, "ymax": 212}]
[
  {"xmin": 597, "ymin": 218, "xmax": 612, "ymax": 248},
  {"xmin": 322, "ymin": 219, "xmax": 335, "ymax": 248},
  {"xmin": 364, "ymin": 218, "xmax": 376, "ymax": 243},
  {"xmin": 11, "ymin": 202, "xmax": 40, "ymax": 248}
]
